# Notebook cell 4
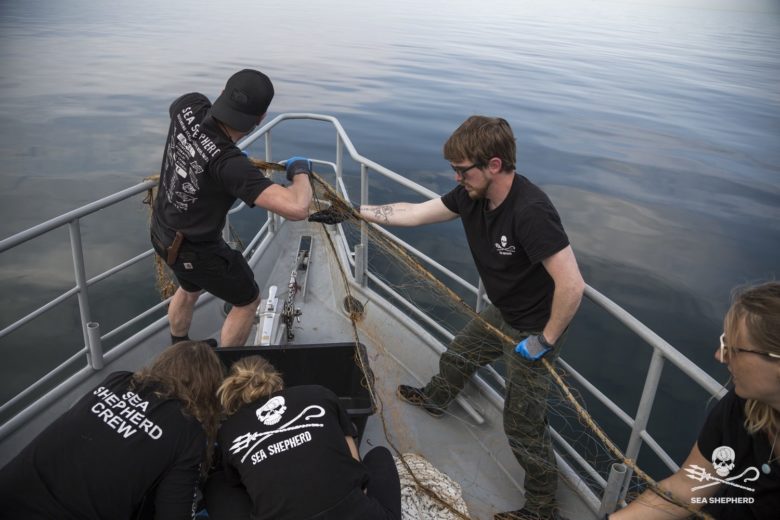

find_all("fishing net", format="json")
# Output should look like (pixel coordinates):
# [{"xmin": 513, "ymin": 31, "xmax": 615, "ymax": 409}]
[
  {"xmin": 141, "ymin": 176, "xmax": 178, "ymax": 300},
  {"xmin": 395, "ymin": 453, "xmax": 470, "ymax": 520}
]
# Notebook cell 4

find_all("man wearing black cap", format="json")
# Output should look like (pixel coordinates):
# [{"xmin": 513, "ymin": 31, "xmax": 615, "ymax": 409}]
[{"xmin": 151, "ymin": 69, "xmax": 313, "ymax": 348}]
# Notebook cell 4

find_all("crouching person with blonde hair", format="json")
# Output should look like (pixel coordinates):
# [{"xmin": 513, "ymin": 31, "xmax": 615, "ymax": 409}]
[{"xmin": 205, "ymin": 355, "xmax": 401, "ymax": 520}]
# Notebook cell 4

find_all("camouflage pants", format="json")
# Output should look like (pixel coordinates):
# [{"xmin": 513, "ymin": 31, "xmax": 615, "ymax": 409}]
[{"xmin": 423, "ymin": 304, "xmax": 564, "ymax": 515}]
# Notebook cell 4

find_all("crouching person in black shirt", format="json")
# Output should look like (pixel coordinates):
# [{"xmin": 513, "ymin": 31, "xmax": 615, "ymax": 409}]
[
  {"xmin": 205, "ymin": 355, "xmax": 401, "ymax": 520},
  {"xmin": 0, "ymin": 340, "xmax": 225, "ymax": 520}
]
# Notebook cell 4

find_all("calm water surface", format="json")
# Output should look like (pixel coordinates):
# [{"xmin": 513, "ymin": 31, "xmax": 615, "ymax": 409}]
[{"xmin": 1, "ymin": 0, "xmax": 778, "ymax": 476}]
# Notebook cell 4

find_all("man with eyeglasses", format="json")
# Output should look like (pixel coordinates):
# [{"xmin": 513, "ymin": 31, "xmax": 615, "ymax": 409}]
[
  {"xmin": 151, "ymin": 69, "xmax": 313, "ymax": 348},
  {"xmin": 311, "ymin": 116, "xmax": 584, "ymax": 519}
]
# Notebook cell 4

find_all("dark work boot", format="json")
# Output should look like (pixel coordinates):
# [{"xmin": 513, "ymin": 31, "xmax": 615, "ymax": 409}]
[{"xmin": 396, "ymin": 385, "xmax": 445, "ymax": 418}]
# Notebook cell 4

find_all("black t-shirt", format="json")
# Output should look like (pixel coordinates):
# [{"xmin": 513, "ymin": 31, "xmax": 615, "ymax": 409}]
[
  {"xmin": 218, "ymin": 385, "xmax": 368, "ymax": 520},
  {"xmin": 440, "ymin": 174, "xmax": 569, "ymax": 330},
  {"xmin": 697, "ymin": 390, "xmax": 780, "ymax": 519},
  {"xmin": 152, "ymin": 92, "xmax": 273, "ymax": 243},
  {"xmin": 0, "ymin": 372, "xmax": 206, "ymax": 520}
]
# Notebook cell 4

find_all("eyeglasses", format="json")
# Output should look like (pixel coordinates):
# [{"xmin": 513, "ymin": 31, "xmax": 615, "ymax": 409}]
[
  {"xmin": 719, "ymin": 333, "xmax": 780, "ymax": 361},
  {"xmin": 450, "ymin": 162, "xmax": 481, "ymax": 176}
]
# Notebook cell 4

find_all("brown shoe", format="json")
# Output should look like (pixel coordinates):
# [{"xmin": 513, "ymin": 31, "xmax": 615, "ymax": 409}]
[{"xmin": 396, "ymin": 385, "xmax": 445, "ymax": 417}]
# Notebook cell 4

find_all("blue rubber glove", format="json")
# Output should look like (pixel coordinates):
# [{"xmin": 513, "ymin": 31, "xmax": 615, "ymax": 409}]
[
  {"xmin": 285, "ymin": 156, "xmax": 312, "ymax": 181},
  {"xmin": 515, "ymin": 334, "xmax": 553, "ymax": 361}
]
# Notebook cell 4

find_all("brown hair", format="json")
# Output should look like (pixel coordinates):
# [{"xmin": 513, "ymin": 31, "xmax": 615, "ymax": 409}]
[
  {"xmin": 131, "ymin": 341, "xmax": 224, "ymax": 473},
  {"xmin": 218, "ymin": 356, "xmax": 284, "ymax": 415},
  {"xmin": 723, "ymin": 281, "xmax": 780, "ymax": 435},
  {"xmin": 443, "ymin": 116, "xmax": 516, "ymax": 172}
]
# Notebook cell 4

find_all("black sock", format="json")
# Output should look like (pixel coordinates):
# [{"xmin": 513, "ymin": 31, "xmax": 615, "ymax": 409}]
[{"xmin": 171, "ymin": 334, "xmax": 190, "ymax": 344}]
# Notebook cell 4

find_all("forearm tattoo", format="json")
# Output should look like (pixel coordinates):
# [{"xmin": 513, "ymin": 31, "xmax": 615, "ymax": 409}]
[{"xmin": 372, "ymin": 205, "xmax": 394, "ymax": 224}]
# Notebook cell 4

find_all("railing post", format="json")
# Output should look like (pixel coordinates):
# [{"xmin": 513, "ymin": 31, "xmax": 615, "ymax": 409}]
[
  {"xmin": 476, "ymin": 278, "xmax": 486, "ymax": 312},
  {"xmin": 268, "ymin": 212, "xmax": 277, "ymax": 235},
  {"xmin": 599, "ymin": 463, "xmax": 627, "ymax": 516},
  {"xmin": 263, "ymin": 131, "xmax": 277, "ymax": 235},
  {"xmin": 336, "ymin": 133, "xmax": 343, "ymax": 185},
  {"xmin": 68, "ymin": 219, "xmax": 93, "ymax": 358},
  {"xmin": 355, "ymin": 163, "xmax": 369, "ymax": 286},
  {"xmin": 86, "ymin": 321, "xmax": 104, "ymax": 369},
  {"xmin": 620, "ymin": 349, "xmax": 666, "ymax": 500},
  {"xmin": 354, "ymin": 243, "xmax": 366, "ymax": 287},
  {"xmin": 222, "ymin": 214, "xmax": 231, "ymax": 243},
  {"xmin": 264, "ymin": 131, "xmax": 272, "ymax": 162}
]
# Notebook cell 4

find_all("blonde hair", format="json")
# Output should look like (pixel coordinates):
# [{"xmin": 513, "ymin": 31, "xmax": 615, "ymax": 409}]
[
  {"xmin": 131, "ymin": 341, "xmax": 224, "ymax": 473},
  {"xmin": 218, "ymin": 356, "xmax": 284, "ymax": 415},
  {"xmin": 443, "ymin": 116, "xmax": 516, "ymax": 172},
  {"xmin": 723, "ymin": 281, "xmax": 780, "ymax": 435}
]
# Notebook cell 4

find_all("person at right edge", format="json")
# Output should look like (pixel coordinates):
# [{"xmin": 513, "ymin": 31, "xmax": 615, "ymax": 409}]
[
  {"xmin": 311, "ymin": 116, "xmax": 585, "ymax": 519},
  {"xmin": 610, "ymin": 282, "xmax": 779, "ymax": 520},
  {"xmin": 150, "ymin": 69, "xmax": 313, "ymax": 348}
]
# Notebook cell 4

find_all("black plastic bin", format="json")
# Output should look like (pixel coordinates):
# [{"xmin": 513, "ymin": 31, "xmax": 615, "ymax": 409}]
[{"xmin": 215, "ymin": 342, "xmax": 376, "ymax": 442}]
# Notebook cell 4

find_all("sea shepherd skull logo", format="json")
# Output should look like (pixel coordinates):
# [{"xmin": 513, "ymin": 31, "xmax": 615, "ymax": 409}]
[
  {"xmin": 712, "ymin": 445, "xmax": 736, "ymax": 477},
  {"xmin": 494, "ymin": 235, "xmax": 516, "ymax": 255},
  {"xmin": 256, "ymin": 396, "xmax": 287, "ymax": 426},
  {"xmin": 684, "ymin": 445, "xmax": 760, "ymax": 493},
  {"xmin": 231, "ymin": 400, "xmax": 326, "ymax": 464}
]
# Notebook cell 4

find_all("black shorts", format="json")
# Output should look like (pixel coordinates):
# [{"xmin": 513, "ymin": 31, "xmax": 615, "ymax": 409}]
[{"xmin": 151, "ymin": 235, "xmax": 259, "ymax": 307}]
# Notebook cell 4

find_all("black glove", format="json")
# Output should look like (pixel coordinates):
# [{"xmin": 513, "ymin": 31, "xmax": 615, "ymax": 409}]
[
  {"xmin": 308, "ymin": 207, "xmax": 350, "ymax": 225},
  {"xmin": 285, "ymin": 156, "xmax": 312, "ymax": 182}
]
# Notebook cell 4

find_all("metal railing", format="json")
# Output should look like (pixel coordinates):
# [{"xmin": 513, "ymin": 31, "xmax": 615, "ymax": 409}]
[
  {"xmin": 0, "ymin": 114, "xmax": 726, "ymax": 514},
  {"xmin": 0, "ymin": 182, "xmax": 156, "ymax": 419}
]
